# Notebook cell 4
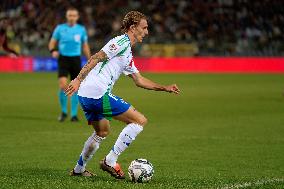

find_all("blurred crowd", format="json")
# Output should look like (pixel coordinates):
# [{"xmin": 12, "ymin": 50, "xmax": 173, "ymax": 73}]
[{"xmin": 0, "ymin": 0, "xmax": 283, "ymax": 56}]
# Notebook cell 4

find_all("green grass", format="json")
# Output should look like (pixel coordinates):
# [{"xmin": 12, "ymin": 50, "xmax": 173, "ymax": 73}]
[{"xmin": 0, "ymin": 73, "xmax": 283, "ymax": 189}]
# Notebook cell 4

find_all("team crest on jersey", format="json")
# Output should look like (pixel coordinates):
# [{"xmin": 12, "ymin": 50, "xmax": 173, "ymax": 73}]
[
  {"xmin": 74, "ymin": 34, "xmax": 81, "ymax": 42},
  {"xmin": 109, "ymin": 44, "xmax": 117, "ymax": 52}
]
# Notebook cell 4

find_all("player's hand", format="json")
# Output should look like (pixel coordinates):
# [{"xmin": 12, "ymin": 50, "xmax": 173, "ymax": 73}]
[
  {"xmin": 51, "ymin": 51, "xmax": 59, "ymax": 58},
  {"xmin": 165, "ymin": 84, "xmax": 180, "ymax": 94},
  {"xmin": 65, "ymin": 78, "xmax": 81, "ymax": 97}
]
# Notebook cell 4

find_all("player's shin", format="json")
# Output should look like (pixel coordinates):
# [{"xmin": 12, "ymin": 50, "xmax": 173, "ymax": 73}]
[
  {"xmin": 105, "ymin": 123, "xmax": 143, "ymax": 167},
  {"xmin": 74, "ymin": 131, "xmax": 105, "ymax": 173}
]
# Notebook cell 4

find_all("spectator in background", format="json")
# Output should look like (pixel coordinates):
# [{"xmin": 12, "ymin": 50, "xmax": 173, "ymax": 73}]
[
  {"xmin": 1, "ymin": 0, "xmax": 284, "ymax": 56},
  {"xmin": 0, "ymin": 17, "xmax": 19, "ymax": 57}
]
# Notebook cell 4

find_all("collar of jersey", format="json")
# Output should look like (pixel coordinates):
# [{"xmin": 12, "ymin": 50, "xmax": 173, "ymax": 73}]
[
  {"xmin": 124, "ymin": 33, "xmax": 131, "ymax": 42},
  {"xmin": 65, "ymin": 23, "xmax": 77, "ymax": 28}
]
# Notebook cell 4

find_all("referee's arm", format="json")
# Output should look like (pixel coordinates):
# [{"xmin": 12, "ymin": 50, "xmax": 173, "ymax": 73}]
[
  {"xmin": 82, "ymin": 42, "xmax": 91, "ymax": 60},
  {"xmin": 48, "ymin": 38, "xmax": 59, "ymax": 58}
]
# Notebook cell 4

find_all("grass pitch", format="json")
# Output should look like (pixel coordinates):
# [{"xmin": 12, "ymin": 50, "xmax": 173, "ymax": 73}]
[{"xmin": 0, "ymin": 73, "xmax": 283, "ymax": 189}]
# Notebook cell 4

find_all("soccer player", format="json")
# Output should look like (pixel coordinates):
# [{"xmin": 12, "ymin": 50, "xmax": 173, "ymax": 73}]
[
  {"xmin": 66, "ymin": 11, "xmax": 180, "ymax": 178},
  {"xmin": 48, "ymin": 7, "xmax": 91, "ymax": 122}
]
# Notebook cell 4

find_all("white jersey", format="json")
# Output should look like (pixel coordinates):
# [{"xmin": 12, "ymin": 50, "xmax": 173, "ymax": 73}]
[{"xmin": 78, "ymin": 34, "xmax": 139, "ymax": 99}]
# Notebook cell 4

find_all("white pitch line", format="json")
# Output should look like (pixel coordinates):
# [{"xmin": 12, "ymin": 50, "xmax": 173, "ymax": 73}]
[{"xmin": 218, "ymin": 178, "xmax": 284, "ymax": 189}]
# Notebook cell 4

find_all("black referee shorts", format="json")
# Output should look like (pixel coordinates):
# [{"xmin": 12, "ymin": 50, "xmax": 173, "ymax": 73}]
[{"xmin": 58, "ymin": 55, "xmax": 81, "ymax": 80}]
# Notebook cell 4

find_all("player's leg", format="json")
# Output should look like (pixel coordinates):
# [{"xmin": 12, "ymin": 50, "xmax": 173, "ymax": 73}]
[
  {"xmin": 57, "ymin": 56, "xmax": 69, "ymax": 122},
  {"xmin": 71, "ymin": 95, "xmax": 110, "ymax": 176},
  {"xmin": 100, "ymin": 94, "xmax": 147, "ymax": 179},
  {"xmin": 69, "ymin": 56, "xmax": 81, "ymax": 121},
  {"xmin": 58, "ymin": 77, "xmax": 68, "ymax": 121},
  {"xmin": 105, "ymin": 107, "xmax": 146, "ymax": 166},
  {"xmin": 72, "ymin": 119, "xmax": 110, "ymax": 176},
  {"xmin": 113, "ymin": 107, "xmax": 147, "ymax": 125}
]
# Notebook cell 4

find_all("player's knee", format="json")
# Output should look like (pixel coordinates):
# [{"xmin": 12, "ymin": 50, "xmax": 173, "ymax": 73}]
[
  {"xmin": 96, "ymin": 125, "xmax": 110, "ymax": 137},
  {"xmin": 137, "ymin": 115, "xmax": 148, "ymax": 126},
  {"xmin": 93, "ymin": 119, "xmax": 110, "ymax": 137}
]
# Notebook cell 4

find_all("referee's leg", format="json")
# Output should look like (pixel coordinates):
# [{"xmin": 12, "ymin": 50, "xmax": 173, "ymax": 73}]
[
  {"xmin": 70, "ymin": 56, "xmax": 82, "ymax": 122},
  {"xmin": 57, "ymin": 56, "xmax": 69, "ymax": 122}
]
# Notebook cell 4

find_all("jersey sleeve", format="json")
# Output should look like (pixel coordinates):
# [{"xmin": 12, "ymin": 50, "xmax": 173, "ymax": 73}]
[
  {"xmin": 51, "ymin": 26, "xmax": 60, "ymax": 41},
  {"xmin": 81, "ymin": 27, "xmax": 88, "ymax": 43},
  {"xmin": 101, "ymin": 37, "xmax": 129, "ymax": 60},
  {"xmin": 123, "ymin": 59, "xmax": 139, "ymax": 75}
]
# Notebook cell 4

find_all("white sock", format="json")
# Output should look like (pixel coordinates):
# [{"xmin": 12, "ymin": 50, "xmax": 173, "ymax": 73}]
[
  {"xmin": 74, "ymin": 131, "xmax": 105, "ymax": 173},
  {"xmin": 105, "ymin": 123, "xmax": 143, "ymax": 167}
]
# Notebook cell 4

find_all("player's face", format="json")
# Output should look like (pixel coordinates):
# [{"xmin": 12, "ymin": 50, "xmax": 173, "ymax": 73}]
[
  {"xmin": 66, "ymin": 10, "xmax": 79, "ymax": 25},
  {"xmin": 133, "ymin": 19, "xmax": 148, "ymax": 43}
]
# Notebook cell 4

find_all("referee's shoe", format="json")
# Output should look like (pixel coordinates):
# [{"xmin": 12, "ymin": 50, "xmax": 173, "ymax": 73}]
[
  {"xmin": 71, "ymin": 116, "xmax": 79, "ymax": 122},
  {"xmin": 58, "ymin": 112, "xmax": 67, "ymax": 122},
  {"xmin": 58, "ymin": 113, "xmax": 79, "ymax": 122}
]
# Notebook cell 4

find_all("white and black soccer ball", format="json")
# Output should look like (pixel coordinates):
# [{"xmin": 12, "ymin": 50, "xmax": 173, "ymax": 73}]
[{"xmin": 128, "ymin": 158, "xmax": 154, "ymax": 183}]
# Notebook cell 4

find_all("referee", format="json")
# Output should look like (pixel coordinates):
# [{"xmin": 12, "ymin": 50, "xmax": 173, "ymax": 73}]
[{"xmin": 48, "ymin": 7, "xmax": 91, "ymax": 122}]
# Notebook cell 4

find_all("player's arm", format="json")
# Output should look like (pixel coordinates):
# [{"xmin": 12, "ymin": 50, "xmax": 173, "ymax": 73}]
[
  {"xmin": 82, "ymin": 42, "xmax": 91, "ymax": 60},
  {"xmin": 65, "ymin": 50, "xmax": 108, "ymax": 96},
  {"xmin": 129, "ymin": 72, "xmax": 180, "ymax": 94},
  {"xmin": 48, "ymin": 38, "xmax": 59, "ymax": 58}
]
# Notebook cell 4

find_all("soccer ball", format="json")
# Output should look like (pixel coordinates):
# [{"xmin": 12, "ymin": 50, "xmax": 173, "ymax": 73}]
[{"xmin": 128, "ymin": 158, "xmax": 154, "ymax": 183}]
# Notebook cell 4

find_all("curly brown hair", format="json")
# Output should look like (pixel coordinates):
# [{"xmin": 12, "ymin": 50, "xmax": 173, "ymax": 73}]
[{"xmin": 121, "ymin": 11, "xmax": 147, "ymax": 33}]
